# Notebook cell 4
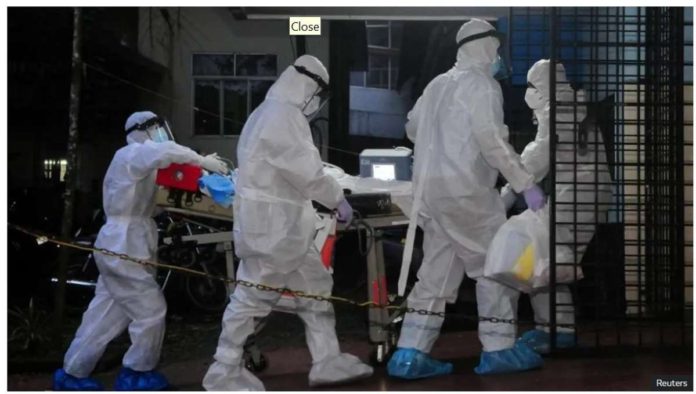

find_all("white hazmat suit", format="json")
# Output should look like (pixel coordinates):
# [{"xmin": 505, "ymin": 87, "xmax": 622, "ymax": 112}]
[
  {"xmin": 62, "ymin": 111, "xmax": 228, "ymax": 380},
  {"xmin": 498, "ymin": 60, "xmax": 613, "ymax": 348},
  {"xmin": 395, "ymin": 19, "xmax": 539, "ymax": 360},
  {"xmin": 203, "ymin": 55, "xmax": 373, "ymax": 391}
]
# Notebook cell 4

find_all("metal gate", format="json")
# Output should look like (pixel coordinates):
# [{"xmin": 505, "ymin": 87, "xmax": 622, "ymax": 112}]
[{"xmin": 508, "ymin": 7, "xmax": 692, "ymax": 349}]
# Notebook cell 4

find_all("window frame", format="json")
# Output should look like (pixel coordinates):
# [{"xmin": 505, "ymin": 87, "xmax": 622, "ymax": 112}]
[
  {"xmin": 43, "ymin": 158, "xmax": 67, "ymax": 182},
  {"xmin": 351, "ymin": 21, "xmax": 402, "ymax": 91},
  {"xmin": 191, "ymin": 52, "xmax": 277, "ymax": 137}
]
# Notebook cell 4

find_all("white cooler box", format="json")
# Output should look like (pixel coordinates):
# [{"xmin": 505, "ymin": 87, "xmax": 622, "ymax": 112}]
[{"xmin": 359, "ymin": 148, "xmax": 412, "ymax": 181}]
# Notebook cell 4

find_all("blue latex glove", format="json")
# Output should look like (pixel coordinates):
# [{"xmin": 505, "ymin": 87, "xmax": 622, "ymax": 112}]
[
  {"xmin": 387, "ymin": 348, "xmax": 454, "ymax": 380},
  {"xmin": 114, "ymin": 367, "xmax": 169, "ymax": 391},
  {"xmin": 336, "ymin": 199, "xmax": 353, "ymax": 224},
  {"xmin": 53, "ymin": 369, "xmax": 104, "ymax": 391},
  {"xmin": 517, "ymin": 329, "xmax": 576, "ymax": 355},
  {"xmin": 474, "ymin": 342, "xmax": 543, "ymax": 375},
  {"xmin": 522, "ymin": 184, "xmax": 546, "ymax": 211}
]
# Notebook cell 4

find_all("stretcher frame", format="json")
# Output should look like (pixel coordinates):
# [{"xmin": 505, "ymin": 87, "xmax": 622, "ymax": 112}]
[{"xmin": 156, "ymin": 192, "xmax": 409, "ymax": 364}]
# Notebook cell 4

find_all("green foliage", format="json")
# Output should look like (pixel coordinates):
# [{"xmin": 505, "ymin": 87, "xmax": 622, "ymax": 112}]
[{"xmin": 8, "ymin": 298, "xmax": 52, "ymax": 352}]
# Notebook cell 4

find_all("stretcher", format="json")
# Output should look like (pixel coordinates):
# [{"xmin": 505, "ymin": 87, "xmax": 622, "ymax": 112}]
[
  {"xmin": 337, "ymin": 204, "xmax": 410, "ymax": 363},
  {"xmin": 154, "ymin": 181, "xmax": 411, "ymax": 364}
]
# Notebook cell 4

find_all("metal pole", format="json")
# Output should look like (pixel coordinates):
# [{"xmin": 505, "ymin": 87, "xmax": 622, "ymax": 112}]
[
  {"xmin": 549, "ymin": 6, "xmax": 558, "ymax": 352},
  {"xmin": 669, "ymin": 7, "xmax": 685, "ymax": 344}
]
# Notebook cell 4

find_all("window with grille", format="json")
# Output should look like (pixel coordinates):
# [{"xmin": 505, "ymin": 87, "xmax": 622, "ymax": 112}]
[
  {"xmin": 192, "ymin": 54, "xmax": 277, "ymax": 136},
  {"xmin": 350, "ymin": 21, "xmax": 403, "ymax": 90}
]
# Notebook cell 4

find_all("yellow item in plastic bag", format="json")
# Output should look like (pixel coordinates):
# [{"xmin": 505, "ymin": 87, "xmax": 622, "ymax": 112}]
[{"xmin": 513, "ymin": 244, "xmax": 535, "ymax": 281}]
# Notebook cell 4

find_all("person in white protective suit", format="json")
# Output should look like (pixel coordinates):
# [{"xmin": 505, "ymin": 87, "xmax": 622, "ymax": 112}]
[
  {"xmin": 202, "ymin": 55, "xmax": 373, "ymax": 391},
  {"xmin": 53, "ymin": 111, "xmax": 228, "ymax": 391},
  {"xmin": 497, "ymin": 59, "xmax": 613, "ymax": 354},
  {"xmin": 386, "ymin": 19, "xmax": 546, "ymax": 380}
]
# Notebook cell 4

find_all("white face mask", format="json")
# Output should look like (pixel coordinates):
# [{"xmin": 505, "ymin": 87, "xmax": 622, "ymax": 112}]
[
  {"xmin": 302, "ymin": 95, "xmax": 321, "ymax": 117},
  {"xmin": 126, "ymin": 130, "xmax": 149, "ymax": 145},
  {"xmin": 524, "ymin": 88, "xmax": 547, "ymax": 110}
]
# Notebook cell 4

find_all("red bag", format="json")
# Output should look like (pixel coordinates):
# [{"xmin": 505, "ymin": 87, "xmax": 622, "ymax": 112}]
[
  {"xmin": 320, "ymin": 233, "xmax": 337, "ymax": 270},
  {"xmin": 155, "ymin": 163, "xmax": 202, "ymax": 192}
]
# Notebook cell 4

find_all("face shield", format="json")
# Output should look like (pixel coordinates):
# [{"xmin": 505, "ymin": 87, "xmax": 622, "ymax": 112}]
[
  {"xmin": 490, "ymin": 55, "xmax": 510, "ymax": 80},
  {"xmin": 125, "ymin": 116, "xmax": 174, "ymax": 143},
  {"xmin": 293, "ymin": 64, "xmax": 331, "ymax": 118},
  {"xmin": 303, "ymin": 86, "xmax": 332, "ymax": 119}
]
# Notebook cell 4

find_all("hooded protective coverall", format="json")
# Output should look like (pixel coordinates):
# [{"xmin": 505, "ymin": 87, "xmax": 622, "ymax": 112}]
[
  {"xmin": 202, "ymin": 55, "xmax": 373, "ymax": 391},
  {"xmin": 393, "ymin": 19, "xmax": 539, "ymax": 364},
  {"xmin": 61, "ymin": 111, "xmax": 226, "ymax": 382},
  {"xmin": 500, "ymin": 60, "xmax": 613, "ymax": 352}
]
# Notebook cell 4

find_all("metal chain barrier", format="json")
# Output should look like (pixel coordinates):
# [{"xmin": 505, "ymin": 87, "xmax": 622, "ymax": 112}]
[{"xmin": 8, "ymin": 223, "xmax": 575, "ymax": 330}]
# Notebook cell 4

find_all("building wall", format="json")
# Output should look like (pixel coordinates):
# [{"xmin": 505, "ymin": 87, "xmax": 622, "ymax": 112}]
[
  {"xmin": 137, "ymin": 7, "xmax": 331, "ymax": 164},
  {"xmin": 349, "ymin": 86, "xmax": 411, "ymax": 139}
]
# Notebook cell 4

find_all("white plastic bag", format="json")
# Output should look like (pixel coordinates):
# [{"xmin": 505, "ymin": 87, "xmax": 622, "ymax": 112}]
[{"xmin": 484, "ymin": 207, "xmax": 583, "ymax": 293}]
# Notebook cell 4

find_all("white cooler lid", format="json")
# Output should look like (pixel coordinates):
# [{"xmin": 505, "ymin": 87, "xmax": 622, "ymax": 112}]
[{"xmin": 360, "ymin": 148, "xmax": 412, "ymax": 158}]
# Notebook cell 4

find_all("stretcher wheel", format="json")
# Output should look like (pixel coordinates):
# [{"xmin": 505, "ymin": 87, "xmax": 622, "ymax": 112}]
[
  {"xmin": 389, "ymin": 330, "xmax": 398, "ymax": 347},
  {"xmin": 244, "ymin": 351, "xmax": 267, "ymax": 372},
  {"xmin": 369, "ymin": 343, "xmax": 392, "ymax": 365}
]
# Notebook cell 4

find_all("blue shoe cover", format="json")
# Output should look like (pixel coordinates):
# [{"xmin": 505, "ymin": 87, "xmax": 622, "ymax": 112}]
[
  {"xmin": 517, "ymin": 329, "xmax": 576, "ymax": 354},
  {"xmin": 114, "ymin": 367, "xmax": 169, "ymax": 391},
  {"xmin": 53, "ymin": 368, "xmax": 104, "ymax": 391},
  {"xmin": 474, "ymin": 343, "xmax": 543, "ymax": 375},
  {"xmin": 387, "ymin": 348, "xmax": 453, "ymax": 380}
]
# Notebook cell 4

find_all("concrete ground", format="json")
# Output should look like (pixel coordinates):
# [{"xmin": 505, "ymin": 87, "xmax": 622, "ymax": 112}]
[
  {"xmin": 8, "ymin": 242, "xmax": 693, "ymax": 391},
  {"xmin": 8, "ymin": 329, "xmax": 692, "ymax": 391}
]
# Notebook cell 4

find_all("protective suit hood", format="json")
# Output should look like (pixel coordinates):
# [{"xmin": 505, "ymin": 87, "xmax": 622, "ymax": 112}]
[
  {"xmin": 123, "ymin": 110, "xmax": 175, "ymax": 145},
  {"xmin": 266, "ymin": 55, "xmax": 329, "ymax": 110},
  {"xmin": 455, "ymin": 19, "xmax": 500, "ymax": 70},
  {"xmin": 125, "ymin": 111, "xmax": 157, "ymax": 145},
  {"xmin": 526, "ymin": 59, "xmax": 579, "ymax": 111}
]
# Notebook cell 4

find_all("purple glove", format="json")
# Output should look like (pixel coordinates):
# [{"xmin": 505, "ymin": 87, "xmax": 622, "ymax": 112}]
[
  {"xmin": 522, "ymin": 184, "xmax": 546, "ymax": 211},
  {"xmin": 336, "ymin": 199, "xmax": 354, "ymax": 224}
]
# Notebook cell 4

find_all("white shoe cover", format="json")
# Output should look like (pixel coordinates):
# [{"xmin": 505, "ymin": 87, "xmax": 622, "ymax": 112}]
[
  {"xmin": 202, "ymin": 361, "xmax": 266, "ymax": 391},
  {"xmin": 308, "ymin": 353, "xmax": 374, "ymax": 387}
]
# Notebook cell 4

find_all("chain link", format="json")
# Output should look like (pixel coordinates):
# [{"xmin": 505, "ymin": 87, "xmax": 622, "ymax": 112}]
[{"xmin": 9, "ymin": 223, "xmax": 576, "ymax": 330}]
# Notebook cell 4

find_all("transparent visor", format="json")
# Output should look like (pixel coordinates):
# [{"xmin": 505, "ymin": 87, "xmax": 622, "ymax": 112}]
[
  {"xmin": 293, "ymin": 64, "xmax": 331, "ymax": 118},
  {"xmin": 491, "ymin": 54, "xmax": 510, "ymax": 80},
  {"xmin": 303, "ymin": 85, "xmax": 331, "ymax": 118},
  {"xmin": 144, "ymin": 123, "xmax": 174, "ymax": 143},
  {"xmin": 127, "ymin": 117, "xmax": 174, "ymax": 143}
]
